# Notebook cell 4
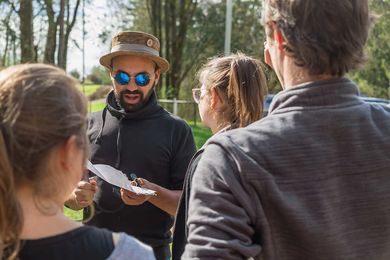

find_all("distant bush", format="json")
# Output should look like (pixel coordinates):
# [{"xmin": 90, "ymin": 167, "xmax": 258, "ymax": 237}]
[
  {"xmin": 88, "ymin": 85, "xmax": 111, "ymax": 101},
  {"xmin": 87, "ymin": 66, "xmax": 111, "ymax": 85},
  {"xmin": 70, "ymin": 69, "xmax": 81, "ymax": 81}
]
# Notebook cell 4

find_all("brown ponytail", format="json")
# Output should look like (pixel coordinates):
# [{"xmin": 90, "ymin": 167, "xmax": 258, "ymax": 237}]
[
  {"xmin": 198, "ymin": 52, "xmax": 268, "ymax": 129},
  {"xmin": 0, "ymin": 129, "xmax": 22, "ymax": 260},
  {"xmin": 227, "ymin": 54, "xmax": 267, "ymax": 128}
]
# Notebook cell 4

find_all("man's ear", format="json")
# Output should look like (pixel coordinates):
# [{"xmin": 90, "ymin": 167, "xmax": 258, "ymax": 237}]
[
  {"xmin": 109, "ymin": 65, "xmax": 115, "ymax": 77},
  {"xmin": 273, "ymin": 29, "xmax": 285, "ymax": 51},
  {"xmin": 264, "ymin": 47, "xmax": 273, "ymax": 68},
  {"xmin": 58, "ymin": 135, "xmax": 78, "ymax": 172},
  {"xmin": 154, "ymin": 68, "xmax": 161, "ymax": 86},
  {"xmin": 210, "ymin": 88, "xmax": 224, "ymax": 110}
]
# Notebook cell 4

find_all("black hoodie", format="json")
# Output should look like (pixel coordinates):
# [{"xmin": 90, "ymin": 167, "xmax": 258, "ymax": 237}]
[{"xmin": 86, "ymin": 90, "xmax": 196, "ymax": 250}]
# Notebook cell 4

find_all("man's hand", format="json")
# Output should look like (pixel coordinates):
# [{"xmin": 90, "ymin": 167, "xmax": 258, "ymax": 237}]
[
  {"xmin": 121, "ymin": 178, "xmax": 182, "ymax": 215},
  {"xmin": 65, "ymin": 179, "xmax": 97, "ymax": 210},
  {"xmin": 120, "ymin": 188, "xmax": 151, "ymax": 206}
]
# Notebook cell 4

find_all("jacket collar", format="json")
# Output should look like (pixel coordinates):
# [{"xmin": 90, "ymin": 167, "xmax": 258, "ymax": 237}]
[{"xmin": 268, "ymin": 78, "xmax": 362, "ymax": 115}]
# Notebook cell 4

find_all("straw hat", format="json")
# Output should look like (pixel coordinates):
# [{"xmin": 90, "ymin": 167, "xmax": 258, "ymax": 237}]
[{"xmin": 99, "ymin": 31, "xmax": 169, "ymax": 73}]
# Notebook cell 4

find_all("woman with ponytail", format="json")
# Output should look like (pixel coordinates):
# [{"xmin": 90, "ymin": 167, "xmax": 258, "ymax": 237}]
[
  {"xmin": 172, "ymin": 53, "xmax": 268, "ymax": 259},
  {"xmin": 0, "ymin": 64, "xmax": 154, "ymax": 260}
]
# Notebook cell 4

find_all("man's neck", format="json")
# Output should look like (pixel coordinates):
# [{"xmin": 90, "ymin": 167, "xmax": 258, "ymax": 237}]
[{"xmin": 281, "ymin": 58, "xmax": 340, "ymax": 89}]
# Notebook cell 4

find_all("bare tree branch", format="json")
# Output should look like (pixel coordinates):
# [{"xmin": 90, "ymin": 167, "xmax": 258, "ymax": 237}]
[
  {"xmin": 67, "ymin": 0, "xmax": 81, "ymax": 32},
  {"xmin": 3, "ymin": 0, "xmax": 18, "ymax": 13}
]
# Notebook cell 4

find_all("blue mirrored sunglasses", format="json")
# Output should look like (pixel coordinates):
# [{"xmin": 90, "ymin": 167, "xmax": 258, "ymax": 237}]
[{"xmin": 114, "ymin": 71, "xmax": 151, "ymax": 87}]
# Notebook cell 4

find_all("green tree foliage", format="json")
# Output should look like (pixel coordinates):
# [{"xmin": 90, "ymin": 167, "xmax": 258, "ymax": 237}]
[
  {"xmin": 144, "ymin": 0, "xmax": 198, "ymax": 99},
  {"xmin": 181, "ymin": 0, "xmax": 280, "ymax": 96},
  {"xmin": 111, "ymin": 0, "xmax": 280, "ymax": 98},
  {"xmin": 350, "ymin": 0, "xmax": 390, "ymax": 99},
  {"xmin": 128, "ymin": 0, "xmax": 390, "ymax": 99}
]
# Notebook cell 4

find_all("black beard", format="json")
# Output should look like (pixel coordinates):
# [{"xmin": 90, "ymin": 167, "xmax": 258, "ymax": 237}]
[{"xmin": 115, "ymin": 89, "xmax": 153, "ymax": 112}]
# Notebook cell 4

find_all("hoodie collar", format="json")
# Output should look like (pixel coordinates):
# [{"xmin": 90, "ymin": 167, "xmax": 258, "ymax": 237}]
[
  {"xmin": 95, "ymin": 90, "xmax": 164, "ymax": 168},
  {"xmin": 106, "ymin": 90, "xmax": 163, "ymax": 120}
]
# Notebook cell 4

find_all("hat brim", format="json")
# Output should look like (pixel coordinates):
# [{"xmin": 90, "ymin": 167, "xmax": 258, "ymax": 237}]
[{"xmin": 99, "ymin": 51, "xmax": 170, "ymax": 73}]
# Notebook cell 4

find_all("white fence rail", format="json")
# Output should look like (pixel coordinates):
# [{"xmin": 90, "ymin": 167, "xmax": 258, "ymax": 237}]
[
  {"xmin": 88, "ymin": 97, "xmax": 200, "ymax": 124},
  {"xmin": 158, "ymin": 98, "xmax": 194, "ymax": 115}
]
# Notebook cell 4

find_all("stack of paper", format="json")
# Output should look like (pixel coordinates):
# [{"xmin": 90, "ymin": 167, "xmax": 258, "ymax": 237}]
[{"xmin": 87, "ymin": 161, "xmax": 157, "ymax": 196}]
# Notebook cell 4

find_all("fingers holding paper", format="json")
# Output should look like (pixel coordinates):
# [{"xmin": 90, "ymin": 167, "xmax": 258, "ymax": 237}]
[
  {"xmin": 134, "ymin": 178, "xmax": 155, "ymax": 190},
  {"xmin": 129, "ymin": 177, "xmax": 182, "ymax": 216},
  {"xmin": 120, "ymin": 188, "xmax": 151, "ymax": 206}
]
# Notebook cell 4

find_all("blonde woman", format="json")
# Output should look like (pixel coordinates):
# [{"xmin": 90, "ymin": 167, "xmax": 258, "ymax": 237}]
[
  {"xmin": 0, "ymin": 64, "xmax": 154, "ymax": 259},
  {"xmin": 172, "ymin": 53, "xmax": 268, "ymax": 259}
]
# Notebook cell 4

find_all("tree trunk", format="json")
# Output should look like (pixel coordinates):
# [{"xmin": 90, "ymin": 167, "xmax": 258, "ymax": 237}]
[
  {"xmin": 149, "ymin": 0, "xmax": 162, "ymax": 40},
  {"xmin": 1, "ymin": 10, "xmax": 14, "ymax": 66},
  {"xmin": 148, "ymin": 0, "xmax": 164, "ymax": 97},
  {"xmin": 168, "ymin": 0, "xmax": 197, "ymax": 98},
  {"xmin": 146, "ymin": 0, "xmax": 197, "ymax": 98},
  {"xmin": 164, "ymin": 0, "xmax": 172, "ymax": 98},
  {"xmin": 1, "ymin": 28, "xmax": 10, "ymax": 66},
  {"xmin": 12, "ymin": 34, "xmax": 17, "ymax": 64},
  {"xmin": 19, "ymin": 0, "xmax": 34, "ymax": 63},
  {"xmin": 57, "ymin": 0, "xmax": 66, "ymax": 68},
  {"xmin": 57, "ymin": 0, "xmax": 80, "ymax": 70},
  {"xmin": 157, "ymin": 0, "xmax": 163, "ymax": 96},
  {"xmin": 43, "ymin": 0, "xmax": 57, "ymax": 64},
  {"xmin": 62, "ymin": 0, "xmax": 81, "ymax": 71}
]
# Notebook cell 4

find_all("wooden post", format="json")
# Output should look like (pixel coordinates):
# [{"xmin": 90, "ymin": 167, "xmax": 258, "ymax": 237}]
[{"xmin": 173, "ymin": 98, "xmax": 178, "ymax": 115}]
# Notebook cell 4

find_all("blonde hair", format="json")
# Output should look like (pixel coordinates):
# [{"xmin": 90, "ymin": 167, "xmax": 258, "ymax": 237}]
[
  {"xmin": 198, "ymin": 52, "xmax": 268, "ymax": 128},
  {"xmin": 0, "ymin": 64, "xmax": 88, "ymax": 259}
]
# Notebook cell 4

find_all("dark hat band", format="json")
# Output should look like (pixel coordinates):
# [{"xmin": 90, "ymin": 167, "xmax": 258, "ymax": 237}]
[{"xmin": 111, "ymin": 44, "xmax": 160, "ymax": 57}]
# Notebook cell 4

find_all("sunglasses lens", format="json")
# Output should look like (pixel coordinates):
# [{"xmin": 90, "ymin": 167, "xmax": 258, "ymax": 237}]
[
  {"xmin": 115, "ymin": 71, "xmax": 130, "ymax": 85},
  {"xmin": 135, "ymin": 73, "xmax": 150, "ymax": 87}
]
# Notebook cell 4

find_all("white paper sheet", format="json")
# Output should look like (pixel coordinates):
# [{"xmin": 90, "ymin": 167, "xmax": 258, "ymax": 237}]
[{"xmin": 87, "ymin": 161, "xmax": 157, "ymax": 196}]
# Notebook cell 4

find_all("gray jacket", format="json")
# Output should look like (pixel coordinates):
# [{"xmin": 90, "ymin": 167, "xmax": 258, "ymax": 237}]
[
  {"xmin": 108, "ymin": 233, "xmax": 155, "ymax": 259},
  {"xmin": 183, "ymin": 78, "xmax": 390, "ymax": 259}
]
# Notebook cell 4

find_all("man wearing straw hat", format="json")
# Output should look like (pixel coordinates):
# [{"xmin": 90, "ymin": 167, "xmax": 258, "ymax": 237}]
[{"xmin": 66, "ymin": 31, "xmax": 196, "ymax": 260}]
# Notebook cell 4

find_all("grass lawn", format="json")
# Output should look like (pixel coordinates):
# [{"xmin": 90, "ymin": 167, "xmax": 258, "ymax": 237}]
[
  {"xmin": 187, "ymin": 122, "xmax": 212, "ymax": 149},
  {"xmin": 87, "ymin": 100, "xmax": 106, "ymax": 112},
  {"xmin": 64, "ymin": 207, "xmax": 83, "ymax": 221},
  {"xmin": 78, "ymin": 84, "xmax": 102, "ymax": 96}
]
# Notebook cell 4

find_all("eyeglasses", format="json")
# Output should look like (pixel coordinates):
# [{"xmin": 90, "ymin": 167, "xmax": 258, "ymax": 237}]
[
  {"xmin": 114, "ymin": 70, "xmax": 151, "ymax": 87},
  {"xmin": 192, "ymin": 87, "xmax": 207, "ymax": 104}
]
